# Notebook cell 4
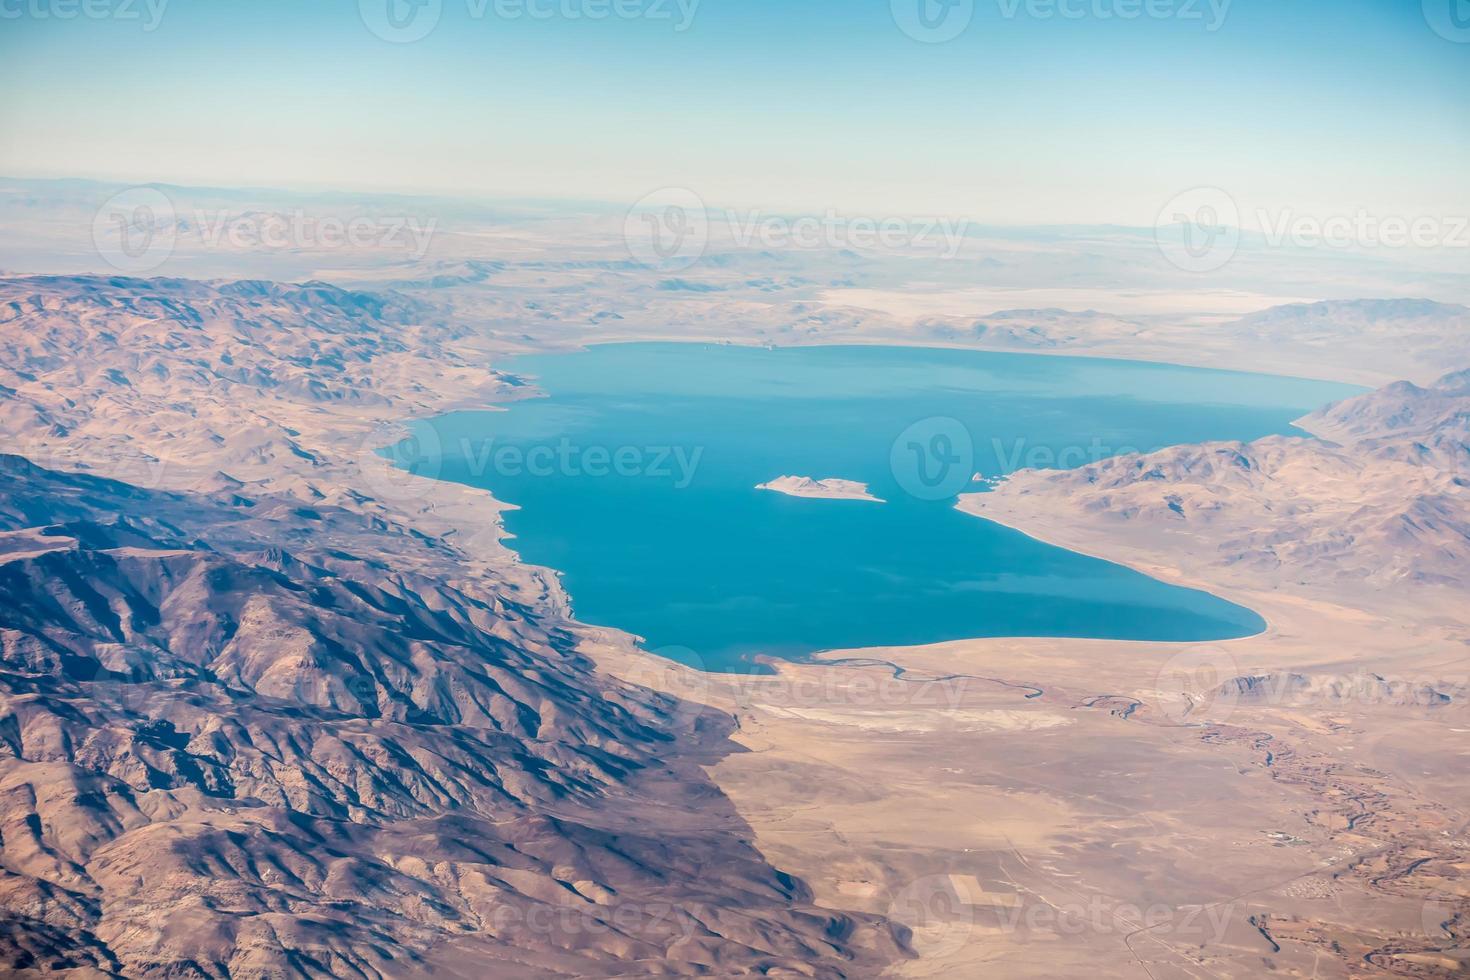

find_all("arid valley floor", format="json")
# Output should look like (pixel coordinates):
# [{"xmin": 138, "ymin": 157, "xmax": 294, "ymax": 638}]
[{"xmin": 1, "ymin": 190, "xmax": 1468, "ymax": 979}]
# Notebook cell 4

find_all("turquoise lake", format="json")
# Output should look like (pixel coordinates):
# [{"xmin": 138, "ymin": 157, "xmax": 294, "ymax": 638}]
[{"xmin": 392, "ymin": 344, "xmax": 1363, "ymax": 672}]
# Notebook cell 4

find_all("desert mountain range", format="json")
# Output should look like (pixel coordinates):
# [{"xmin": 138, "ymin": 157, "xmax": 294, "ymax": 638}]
[
  {"xmin": 0, "ymin": 276, "xmax": 899, "ymax": 978},
  {"xmin": 2, "ymin": 271, "xmax": 1468, "ymax": 977},
  {"xmin": 965, "ymin": 367, "xmax": 1470, "ymax": 597}
]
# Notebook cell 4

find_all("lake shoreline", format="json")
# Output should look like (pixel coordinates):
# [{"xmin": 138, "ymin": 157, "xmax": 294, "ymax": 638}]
[{"xmin": 393, "ymin": 342, "xmax": 1339, "ymax": 669}]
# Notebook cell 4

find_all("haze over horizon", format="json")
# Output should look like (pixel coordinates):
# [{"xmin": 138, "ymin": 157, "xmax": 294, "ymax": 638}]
[{"xmin": 3, "ymin": 0, "xmax": 1468, "ymax": 226}]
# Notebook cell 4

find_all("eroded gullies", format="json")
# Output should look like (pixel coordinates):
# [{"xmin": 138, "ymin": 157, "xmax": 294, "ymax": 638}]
[{"xmin": 397, "ymin": 343, "xmax": 1365, "ymax": 672}]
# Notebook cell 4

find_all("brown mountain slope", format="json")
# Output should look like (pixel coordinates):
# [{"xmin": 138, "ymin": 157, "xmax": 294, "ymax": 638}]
[
  {"xmin": 964, "ymin": 367, "xmax": 1470, "ymax": 604},
  {"xmin": 0, "ymin": 274, "xmax": 902, "ymax": 978},
  {"xmin": 0, "ymin": 456, "xmax": 898, "ymax": 978}
]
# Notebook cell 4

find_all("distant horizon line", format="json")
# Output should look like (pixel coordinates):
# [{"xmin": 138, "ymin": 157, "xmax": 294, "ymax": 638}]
[{"xmin": 0, "ymin": 171, "xmax": 1214, "ymax": 235}]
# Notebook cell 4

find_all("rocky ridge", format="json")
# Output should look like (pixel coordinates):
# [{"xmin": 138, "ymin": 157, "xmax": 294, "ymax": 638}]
[
  {"xmin": 965, "ymin": 368, "xmax": 1470, "ymax": 596},
  {"xmin": 0, "ymin": 276, "xmax": 899, "ymax": 978}
]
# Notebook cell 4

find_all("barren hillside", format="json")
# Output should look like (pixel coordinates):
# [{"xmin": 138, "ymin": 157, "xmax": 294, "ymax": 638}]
[{"xmin": 0, "ymin": 276, "xmax": 900, "ymax": 978}]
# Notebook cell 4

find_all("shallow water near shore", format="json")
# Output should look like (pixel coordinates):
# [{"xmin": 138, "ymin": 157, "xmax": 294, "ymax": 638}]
[{"xmin": 393, "ymin": 343, "xmax": 1363, "ymax": 673}]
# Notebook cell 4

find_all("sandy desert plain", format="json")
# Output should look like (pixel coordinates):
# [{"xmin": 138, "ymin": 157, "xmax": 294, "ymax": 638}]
[{"xmin": 0, "ymin": 184, "xmax": 1467, "ymax": 979}]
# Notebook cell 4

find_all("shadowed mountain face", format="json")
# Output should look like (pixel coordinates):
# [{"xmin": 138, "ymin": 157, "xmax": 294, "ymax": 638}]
[
  {"xmin": 0, "ymin": 456, "xmax": 896, "ymax": 978},
  {"xmin": 0, "ymin": 273, "xmax": 901, "ymax": 978}
]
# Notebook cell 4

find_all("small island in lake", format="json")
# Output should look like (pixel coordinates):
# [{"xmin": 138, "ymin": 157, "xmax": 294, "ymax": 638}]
[{"xmin": 756, "ymin": 475, "xmax": 885, "ymax": 503}]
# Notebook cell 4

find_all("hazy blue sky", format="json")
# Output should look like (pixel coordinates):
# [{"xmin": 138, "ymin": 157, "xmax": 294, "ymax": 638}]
[{"xmin": 2, "ymin": 0, "xmax": 1466, "ymax": 224}]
